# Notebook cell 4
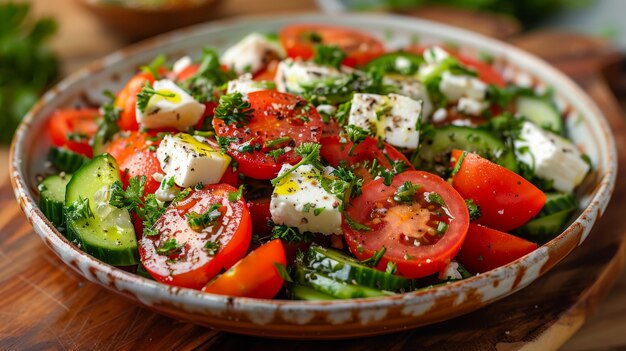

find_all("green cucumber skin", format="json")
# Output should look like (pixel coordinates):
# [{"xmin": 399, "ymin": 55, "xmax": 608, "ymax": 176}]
[
  {"xmin": 364, "ymin": 51, "xmax": 423, "ymax": 76},
  {"xmin": 517, "ymin": 209, "xmax": 574, "ymax": 242},
  {"xmin": 38, "ymin": 174, "xmax": 72, "ymax": 228},
  {"xmin": 64, "ymin": 154, "xmax": 139, "ymax": 266},
  {"xmin": 413, "ymin": 125, "xmax": 518, "ymax": 175},
  {"xmin": 294, "ymin": 266, "xmax": 391, "ymax": 299},
  {"xmin": 49, "ymin": 147, "xmax": 89, "ymax": 173},
  {"xmin": 307, "ymin": 244, "xmax": 413, "ymax": 292},
  {"xmin": 516, "ymin": 96, "xmax": 563, "ymax": 134},
  {"xmin": 290, "ymin": 284, "xmax": 335, "ymax": 301},
  {"xmin": 540, "ymin": 193, "xmax": 577, "ymax": 217}
]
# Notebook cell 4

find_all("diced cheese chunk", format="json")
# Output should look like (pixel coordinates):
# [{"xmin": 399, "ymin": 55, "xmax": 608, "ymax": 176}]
[
  {"xmin": 154, "ymin": 175, "xmax": 180, "ymax": 202},
  {"xmin": 456, "ymin": 97, "xmax": 487, "ymax": 116},
  {"xmin": 270, "ymin": 164, "xmax": 343, "ymax": 235},
  {"xmin": 172, "ymin": 56, "xmax": 192, "ymax": 76},
  {"xmin": 221, "ymin": 33, "xmax": 284, "ymax": 75},
  {"xmin": 135, "ymin": 79, "xmax": 205, "ymax": 131},
  {"xmin": 432, "ymin": 108, "xmax": 447, "ymax": 123},
  {"xmin": 384, "ymin": 75, "xmax": 432, "ymax": 118},
  {"xmin": 514, "ymin": 121, "xmax": 590, "ymax": 193},
  {"xmin": 439, "ymin": 71, "xmax": 487, "ymax": 102},
  {"xmin": 226, "ymin": 73, "xmax": 275, "ymax": 96},
  {"xmin": 439, "ymin": 261, "xmax": 464, "ymax": 280},
  {"xmin": 156, "ymin": 133, "xmax": 231, "ymax": 188},
  {"xmin": 274, "ymin": 58, "xmax": 344, "ymax": 94},
  {"xmin": 348, "ymin": 93, "xmax": 422, "ymax": 150}
]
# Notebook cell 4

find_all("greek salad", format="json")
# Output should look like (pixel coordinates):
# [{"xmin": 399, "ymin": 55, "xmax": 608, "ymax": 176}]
[{"xmin": 39, "ymin": 24, "xmax": 591, "ymax": 300}]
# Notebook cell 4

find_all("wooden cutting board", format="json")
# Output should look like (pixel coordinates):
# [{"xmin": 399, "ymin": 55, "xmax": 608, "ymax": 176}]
[{"xmin": 2, "ymin": 1, "xmax": 626, "ymax": 350}]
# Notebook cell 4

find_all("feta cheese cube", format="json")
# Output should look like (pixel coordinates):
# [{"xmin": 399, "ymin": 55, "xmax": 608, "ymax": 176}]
[
  {"xmin": 226, "ymin": 73, "xmax": 275, "ymax": 96},
  {"xmin": 439, "ymin": 71, "xmax": 487, "ymax": 102},
  {"xmin": 221, "ymin": 33, "xmax": 284, "ymax": 75},
  {"xmin": 274, "ymin": 58, "xmax": 345, "ymax": 94},
  {"xmin": 348, "ymin": 93, "xmax": 422, "ymax": 150},
  {"xmin": 135, "ymin": 79, "xmax": 205, "ymax": 131},
  {"xmin": 270, "ymin": 164, "xmax": 343, "ymax": 235},
  {"xmin": 514, "ymin": 121, "xmax": 590, "ymax": 193},
  {"xmin": 156, "ymin": 133, "xmax": 231, "ymax": 188},
  {"xmin": 384, "ymin": 75, "xmax": 432, "ymax": 117},
  {"xmin": 457, "ymin": 97, "xmax": 487, "ymax": 116}
]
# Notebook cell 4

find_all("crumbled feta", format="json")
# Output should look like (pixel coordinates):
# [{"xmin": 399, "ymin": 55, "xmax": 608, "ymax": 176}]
[
  {"xmin": 156, "ymin": 133, "xmax": 231, "ymax": 188},
  {"xmin": 439, "ymin": 261, "xmax": 463, "ymax": 281},
  {"xmin": 274, "ymin": 58, "xmax": 345, "ymax": 94},
  {"xmin": 135, "ymin": 79, "xmax": 205, "ymax": 131},
  {"xmin": 226, "ymin": 73, "xmax": 275, "ymax": 96},
  {"xmin": 432, "ymin": 108, "xmax": 448, "ymax": 123},
  {"xmin": 514, "ymin": 121, "xmax": 590, "ymax": 193},
  {"xmin": 457, "ymin": 97, "xmax": 487, "ymax": 116},
  {"xmin": 154, "ymin": 176, "xmax": 180, "ymax": 202},
  {"xmin": 270, "ymin": 164, "xmax": 343, "ymax": 235},
  {"xmin": 439, "ymin": 71, "xmax": 487, "ymax": 102},
  {"xmin": 221, "ymin": 33, "xmax": 284, "ymax": 75},
  {"xmin": 348, "ymin": 93, "xmax": 422, "ymax": 150}
]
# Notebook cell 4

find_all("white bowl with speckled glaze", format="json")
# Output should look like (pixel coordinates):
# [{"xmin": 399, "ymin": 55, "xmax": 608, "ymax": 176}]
[{"xmin": 10, "ymin": 13, "xmax": 617, "ymax": 339}]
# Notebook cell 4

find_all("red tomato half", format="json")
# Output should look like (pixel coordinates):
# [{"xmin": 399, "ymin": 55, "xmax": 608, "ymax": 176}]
[
  {"xmin": 455, "ymin": 224, "xmax": 538, "ymax": 274},
  {"xmin": 450, "ymin": 150, "xmax": 546, "ymax": 232},
  {"xmin": 106, "ymin": 131, "xmax": 163, "ymax": 196},
  {"xmin": 202, "ymin": 239, "xmax": 286, "ymax": 299},
  {"xmin": 280, "ymin": 24, "xmax": 385, "ymax": 67},
  {"xmin": 140, "ymin": 184, "xmax": 252, "ymax": 289},
  {"xmin": 115, "ymin": 72, "xmax": 155, "ymax": 131},
  {"xmin": 48, "ymin": 108, "xmax": 99, "ymax": 157},
  {"xmin": 213, "ymin": 90, "xmax": 323, "ymax": 180},
  {"xmin": 320, "ymin": 136, "xmax": 413, "ymax": 182},
  {"xmin": 343, "ymin": 170, "xmax": 469, "ymax": 279}
]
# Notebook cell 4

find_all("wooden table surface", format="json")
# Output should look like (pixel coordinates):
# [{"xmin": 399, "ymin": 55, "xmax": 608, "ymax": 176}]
[{"xmin": 3, "ymin": 1, "xmax": 626, "ymax": 350}]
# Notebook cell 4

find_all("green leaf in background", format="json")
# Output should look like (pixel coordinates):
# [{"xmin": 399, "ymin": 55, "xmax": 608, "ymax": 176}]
[{"xmin": 0, "ymin": 2, "xmax": 59, "ymax": 144}]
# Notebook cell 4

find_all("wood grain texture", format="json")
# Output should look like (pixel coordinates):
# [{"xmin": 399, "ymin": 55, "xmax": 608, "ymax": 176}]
[{"xmin": 2, "ymin": 1, "xmax": 626, "ymax": 350}]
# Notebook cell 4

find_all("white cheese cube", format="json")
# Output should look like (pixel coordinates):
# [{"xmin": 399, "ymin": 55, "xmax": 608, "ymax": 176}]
[
  {"xmin": 514, "ymin": 121, "xmax": 590, "ymax": 193},
  {"xmin": 226, "ymin": 73, "xmax": 275, "ymax": 96},
  {"xmin": 384, "ymin": 75, "xmax": 432, "ymax": 118},
  {"xmin": 135, "ymin": 79, "xmax": 205, "ymax": 131},
  {"xmin": 439, "ymin": 71, "xmax": 487, "ymax": 102},
  {"xmin": 221, "ymin": 33, "xmax": 285, "ymax": 75},
  {"xmin": 156, "ymin": 133, "xmax": 231, "ymax": 188},
  {"xmin": 348, "ymin": 93, "xmax": 422, "ymax": 150},
  {"xmin": 456, "ymin": 97, "xmax": 487, "ymax": 116},
  {"xmin": 274, "ymin": 58, "xmax": 345, "ymax": 94},
  {"xmin": 270, "ymin": 164, "xmax": 343, "ymax": 235}
]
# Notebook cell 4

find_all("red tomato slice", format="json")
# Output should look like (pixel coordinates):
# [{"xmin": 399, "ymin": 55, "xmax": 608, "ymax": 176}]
[
  {"xmin": 115, "ymin": 72, "xmax": 155, "ymax": 131},
  {"xmin": 455, "ymin": 224, "xmax": 538, "ymax": 274},
  {"xmin": 213, "ymin": 90, "xmax": 323, "ymax": 180},
  {"xmin": 106, "ymin": 131, "xmax": 163, "ymax": 196},
  {"xmin": 320, "ymin": 136, "xmax": 413, "ymax": 182},
  {"xmin": 140, "ymin": 184, "xmax": 252, "ymax": 289},
  {"xmin": 175, "ymin": 63, "xmax": 200, "ymax": 82},
  {"xmin": 48, "ymin": 108, "xmax": 99, "ymax": 157},
  {"xmin": 247, "ymin": 196, "xmax": 273, "ymax": 238},
  {"xmin": 450, "ymin": 150, "xmax": 546, "ymax": 232},
  {"xmin": 202, "ymin": 239, "xmax": 286, "ymax": 298},
  {"xmin": 343, "ymin": 170, "xmax": 469, "ymax": 279},
  {"xmin": 279, "ymin": 24, "xmax": 385, "ymax": 67}
]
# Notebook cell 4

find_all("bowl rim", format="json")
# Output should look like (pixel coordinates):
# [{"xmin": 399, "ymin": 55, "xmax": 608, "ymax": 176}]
[{"xmin": 9, "ymin": 12, "xmax": 617, "ymax": 313}]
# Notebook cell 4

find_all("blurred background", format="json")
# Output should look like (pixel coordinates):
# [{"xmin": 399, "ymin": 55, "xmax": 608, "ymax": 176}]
[{"xmin": 1, "ymin": 0, "xmax": 625, "ymax": 349}]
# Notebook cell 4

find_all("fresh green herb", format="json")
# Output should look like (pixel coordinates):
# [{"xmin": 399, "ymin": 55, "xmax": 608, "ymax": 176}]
[
  {"xmin": 162, "ymin": 176, "xmax": 176, "ymax": 190},
  {"xmin": 427, "ymin": 192, "xmax": 446, "ymax": 207},
  {"xmin": 334, "ymin": 101, "xmax": 352, "ymax": 125},
  {"xmin": 264, "ymin": 136, "xmax": 291, "ymax": 148},
  {"xmin": 185, "ymin": 203, "xmax": 222, "ymax": 231},
  {"xmin": 322, "ymin": 166, "xmax": 364, "ymax": 209},
  {"xmin": 465, "ymin": 199, "xmax": 481, "ymax": 221},
  {"xmin": 268, "ymin": 148, "xmax": 285, "ymax": 161},
  {"xmin": 302, "ymin": 203, "xmax": 313, "ymax": 213},
  {"xmin": 140, "ymin": 54, "xmax": 166, "ymax": 80},
  {"xmin": 360, "ymin": 247, "xmax": 386, "ymax": 267},
  {"xmin": 273, "ymin": 262, "xmax": 293, "ymax": 282},
  {"xmin": 194, "ymin": 130, "xmax": 215, "ymax": 138},
  {"xmin": 66, "ymin": 132, "xmax": 88, "ymax": 142},
  {"xmin": 171, "ymin": 188, "xmax": 192, "ymax": 204},
  {"xmin": 214, "ymin": 92, "xmax": 254, "ymax": 128},
  {"xmin": 436, "ymin": 221, "xmax": 448, "ymax": 235},
  {"xmin": 236, "ymin": 139, "xmax": 262, "ymax": 153},
  {"xmin": 270, "ymin": 224, "xmax": 316, "ymax": 244},
  {"xmin": 109, "ymin": 176, "xmax": 145, "ymax": 211},
  {"xmin": 203, "ymin": 240, "xmax": 220, "ymax": 255},
  {"xmin": 451, "ymin": 151, "xmax": 468, "ymax": 176},
  {"xmin": 342, "ymin": 124, "xmax": 370, "ymax": 156},
  {"xmin": 344, "ymin": 214, "xmax": 372, "ymax": 232},
  {"xmin": 313, "ymin": 44, "xmax": 347, "ymax": 69},
  {"xmin": 136, "ymin": 81, "xmax": 176, "ymax": 112},
  {"xmin": 156, "ymin": 238, "xmax": 184, "ymax": 256},
  {"xmin": 66, "ymin": 196, "xmax": 95, "ymax": 221},
  {"xmin": 393, "ymin": 181, "xmax": 421, "ymax": 203},
  {"xmin": 216, "ymin": 136, "xmax": 237, "ymax": 154},
  {"xmin": 299, "ymin": 69, "xmax": 390, "ymax": 105},
  {"xmin": 194, "ymin": 182, "xmax": 204, "ymax": 190},
  {"xmin": 313, "ymin": 207, "xmax": 325, "ymax": 216},
  {"xmin": 228, "ymin": 185, "xmax": 244, "ymax": 202},
  {"xmin": 182, "ymin": 47, "xmax": 236, "ymax": 102},
  {"xmin": 385, "ymin": 261, "xmax": 398, "ymax": 274},
  {"xmin": 270, "ymin": 142, "xmax": 323, "ymax": 186}
]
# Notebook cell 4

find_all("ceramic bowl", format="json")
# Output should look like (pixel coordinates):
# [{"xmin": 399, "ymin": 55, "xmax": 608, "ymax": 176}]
[{"xmin": 10, "ymin": 13, "xmax": 617, "ymax": 339}]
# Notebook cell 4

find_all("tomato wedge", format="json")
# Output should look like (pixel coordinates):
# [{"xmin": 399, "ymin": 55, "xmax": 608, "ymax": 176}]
[
  {"xmin": 320, "ymin": 136, "xmax": 413, "ymax": 182},
  {"xmin": 455, "ymin": 224, "xmax": 538, "ymax": 274},
  {"xmin": 140, "ymin": 184, "xmax": 252, "ymax": 289},
  {"xmin": 213, "ymin": 90, "xmax": 323, "ymax": 180},
  {"xmin": 450, "ymin": 150, "xmax": 546, "ymax": 232},
  {"xmin": 48, "ymin": 108, "xmax": 100, "ymax": 157},
  {"xmin": 279, "ymin": 24, "xmax": 385, "ymax": 67},
  {"xmin": 115, "ymin": 72, "xmax": 155, "ymax": 131},
  {"xmin": 343, "ymin": 170, "xmax": 469, "ymax": 279},
  {"xmin": 202, "ymin": 239, "xmax": 286, "ymax": 298}
]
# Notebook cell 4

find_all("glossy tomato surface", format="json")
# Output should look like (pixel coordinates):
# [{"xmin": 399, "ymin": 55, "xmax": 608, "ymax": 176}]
[
  {"xmin": 115, "ymin": 71, "xmax": 155, "ymax": 131},
  {"xmin": 48, "ymin": 108, "xmax": 99, "ymax": 157}
]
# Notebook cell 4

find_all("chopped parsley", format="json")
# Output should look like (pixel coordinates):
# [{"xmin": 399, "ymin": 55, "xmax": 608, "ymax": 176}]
[
  {"xmin": 393, "ymin": 181, "xmax": 421, "ymax": 204},
  {"xmin": 270, "ymin": 142, "xmax": 324, "ymax": 186},
  {"xmin": 140, "ymin": 54, "xmax": 166, "ymax": 79},
  {"xmin": 156, "ymin": 238, "xmax": 184, "ymax": 256},
  {"xmin": 203, "ymin": 240, "xmax": 220, "ymax": 255},
  {"xmin": 465, "ymin": 199, "xmax": 481, "ymax": 221},
  {"xmin": 65, "ymin": 196, "xmax": 95, "ymax": 222},
  {"xmin": 228, "ymin": 184, "xmax": 244, "ymax": 202},
  {"xmin": 342, "ymin": 124, "xmax": 370, "ymax": 156},
  {"xmin": 427, "ymin": 192, "xmax": 446, "ymax": 207},
  {"xmin": 360, "ymin": 247, "xmax": 386, "ymax": 267},
  {"xmin": 270, "ymin": 224, "xmax": 315, "ymax": 244},
  {"xmin": 136, "ymin": 81, "xmax": 176, "ymax": 112},
  {"xmin": 451, "ymin": 151, "xmax": 468, "ymax": 176},
  {"xmin": 313, "ymin": 44, "xmax": 347, "ymax": 69},
  {"xmin": 273, "ymin": 262, "xmax": 293, "ymax": 282},
  {"xmin": 344, "ymin": 214, "xmax": 371, "ymax": 232},
  {"xmin": 185, "ymin": 203, "xmax": 222, "ymax": 232},
  {"xmin": 214, "ymin": 92, "xmax": 254, "ymax": 128}
]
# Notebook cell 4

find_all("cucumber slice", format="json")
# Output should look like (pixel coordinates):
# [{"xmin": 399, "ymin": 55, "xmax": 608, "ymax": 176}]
[
  {"xmin": 49, "ymin": 147, "xmax": 89, "ymax": 173},
  {"xmin": 540, "ymin": 193, "xmax": 577, "ymax": 217},
  {"xmin": 64, "ymin": 154, "xmax": 139, "ymax": 266},
  {"xmin": 517, "ymin": 209, "xmax": 574, "ymax": 242},
  {"xmin": 306, "ymin": 244, "xmax": 413, "ymax": 292},
  {"xmin": 516, "ymin": 96, "xmax": 563, "ymax": 134},
  {"xmin": 413, "ymin": 125, "xmax": 518, "ymax": 175},
  {"xmin": 38, "ymin": 173, "xmax": 72, "ymax": 228},
  {"xmin": 294, "ymin": 266, "xmax": 392, "ymax": 299},
  {"xmin": 364, "ymin": 51, "xmax": 423, "ymax": 76},
  {"xmin": 290, "ymin": 284, "xmax": 335, "ymax": 301}
]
